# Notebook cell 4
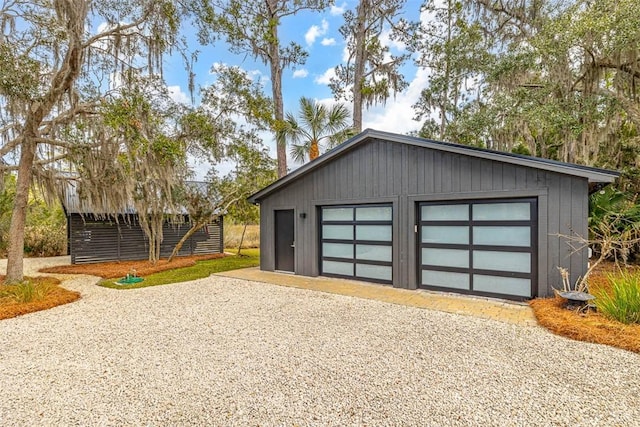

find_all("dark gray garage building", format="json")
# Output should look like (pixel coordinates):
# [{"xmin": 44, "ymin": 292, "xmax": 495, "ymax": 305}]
[{"xmin": 249, "ymin": 129, "xmax": 618, "ymax": 299}]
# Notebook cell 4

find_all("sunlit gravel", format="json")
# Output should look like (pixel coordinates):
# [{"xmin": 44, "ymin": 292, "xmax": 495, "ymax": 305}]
[{"xmin": 0, "ymin": 258, "xmax": 638, "ymax": 426}]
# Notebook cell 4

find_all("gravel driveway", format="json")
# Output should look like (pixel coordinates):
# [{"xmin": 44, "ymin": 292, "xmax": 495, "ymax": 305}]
[{"xmin": 1, "ymin": 260, "xmax": 639, "ymax": 426}]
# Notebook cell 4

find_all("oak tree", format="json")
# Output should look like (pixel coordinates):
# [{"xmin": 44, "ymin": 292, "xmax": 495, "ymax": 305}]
[{"xmin": 0, "ymin": 0, "xmax": 187, "ymax": 282}]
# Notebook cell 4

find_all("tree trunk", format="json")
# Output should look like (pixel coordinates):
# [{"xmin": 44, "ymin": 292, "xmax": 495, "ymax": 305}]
[
  {"xmin": 236, "ymin": 223, "xmax": 248, "ymax": 256},
  {"xmin": 440, "ymin": 0, "xmax": 452, "ymax": 140},
  {"xmin": 309, "ymin": 139, "xmax": 320, "ymax": 160},
  {"xmin": 3, "ymin": 0, "xmax": 87, "ymax": 284},
  {"xmin": 4, "ymin": 139, "xmax": 37, "ymax": 284},
  {"xmin": 167, "ymin": 219, "xmax": 209, "ymax": 262},
  {"xmin": 267, "ymin": 1, "xmax": 287, "ymax": 178},
  {"xmin": 352, "ymin": 0, "xmax": 369, "ymax": 133},
  {"xmin": 141, "ymin": 213, "xmax": 163, "ymax": 265}
]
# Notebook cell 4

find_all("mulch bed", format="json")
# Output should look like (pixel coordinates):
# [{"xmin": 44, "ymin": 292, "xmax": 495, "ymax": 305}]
[
  {"xmin": 0, "ymin": 276, "xmax": 81, "ymax": 320},
  {"xmin": 529, "ymin": 263, "xmax": 640, "ymax": 354},
  {"xmin": 39, "ymin": 253, "xmax": 226, "ymax": 279}
]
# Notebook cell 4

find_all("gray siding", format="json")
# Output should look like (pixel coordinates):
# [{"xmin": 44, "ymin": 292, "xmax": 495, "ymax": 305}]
[
  {"xmin": 259, "ymin": 138, "xmax": 589, "ymax": 297},
  {"xmin": 69, "ymin": 214, "xmax": 223, "ymax": 264}
]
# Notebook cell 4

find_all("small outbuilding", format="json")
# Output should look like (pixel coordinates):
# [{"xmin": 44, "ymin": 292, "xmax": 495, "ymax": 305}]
[
  {"xmin": 63, "ymin": 182, "xmax": 224, "ymax": 264},
  {"xmin": 249, "ymin": 129, "xmax": 619, "ymax": 300}
]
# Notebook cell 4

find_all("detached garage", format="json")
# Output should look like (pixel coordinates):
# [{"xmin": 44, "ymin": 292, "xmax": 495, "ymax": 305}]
[{"xmin": 249, "ymin": 129, "xmax": 618, "ymax": 300}]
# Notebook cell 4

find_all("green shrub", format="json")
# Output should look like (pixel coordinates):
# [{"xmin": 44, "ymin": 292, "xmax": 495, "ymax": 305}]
[
  {"xmin": 595, "ymin": 272, "xmax": 640, "ymax": 324},
  {"xmin": 0, "ymin": 175, "xmax": 67, "ymax": 257},
  {"xmin": 24, "ymin": 223, "xmax": 67, "ymax": 257}
]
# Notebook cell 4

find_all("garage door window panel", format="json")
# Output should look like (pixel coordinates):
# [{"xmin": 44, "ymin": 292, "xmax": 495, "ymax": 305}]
[
  {"xmin": 473, "ymin": 250, "xmax": 531, "ymax": 273},
  {"xmin": 473, "ymin": 275, "xmax": 531, "ymax": 297},
  {"xmin": 323, "ymin": 207, "xmax": 354, "ymax": 221},
  {"xmin": 421, "ymin": 204, "xmax": 469, "ymax": 221},
  {"xmin": 422, "ymin": 270, "xmax": 470, "ymax": 290},
  {"xmin": 322, "ymin": 225, "xmax": 354, "ymax": 240},
  {"xmin": 321, "ymin": 204, "xmax": 393, "ymax": 284},
  {"xmin": 356, "ymin": 225, "xmax": 392, "ymax": 241},
  {"xmin": 323, "ymin": 260, "xmax": 354, "ymax": 276},
  {"xmin": 472, "ymin": 203, "xmax": 530, "ymax": 221},
  {"xmin": 421, "ymin": 226, "xmax": 469, "ymax": 245},
  {"xmin": 473, "ymin": 226, "xmax": 531, "ymax": 247},
  {"xmin": 356, "ymin": 264, "xmax": 392, "ymax": 281},
  {"xmin": 422, "ymin": 248, "xmax": 469, "ymax": 269},
  {"xmin": 322, "ymin": 243, "xmax": 353, "ymax": 259},
  {"xmin": 356, "ymin": 206, "xmax": 392, "ymax": 221},
  {"xmin": 356, "ymin": 244, "xmax": 392, "ymax": 262}
]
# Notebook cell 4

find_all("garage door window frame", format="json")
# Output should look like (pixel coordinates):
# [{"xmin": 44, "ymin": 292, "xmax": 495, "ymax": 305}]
[
  {"xmin": 418, "ymin": 197, "xmax": 538, "ymax": 300},
  {"xmin": 320, "ymin": 203, "xmax": 393, "ymax": 284}
]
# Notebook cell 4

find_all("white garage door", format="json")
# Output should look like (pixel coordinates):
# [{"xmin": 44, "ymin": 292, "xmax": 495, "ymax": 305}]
[
  {"xmin": 320, "ymin": 204, "xmax": 393, "ymax": 284},
  {"xmin": 418, "ymin": 198, "xmax": 537, "ymax": 298}
]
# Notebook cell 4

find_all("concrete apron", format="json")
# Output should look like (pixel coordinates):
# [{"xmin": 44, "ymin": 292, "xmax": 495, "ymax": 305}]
[{"xmin": 215, "ymin": 267, "xmax": 538, "ymax": 327}]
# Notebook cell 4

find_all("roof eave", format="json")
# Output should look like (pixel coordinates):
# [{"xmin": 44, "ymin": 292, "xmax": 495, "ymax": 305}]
[{"xmin": 248, "ymin": 129, "xmax": 620, "ymax": 203}]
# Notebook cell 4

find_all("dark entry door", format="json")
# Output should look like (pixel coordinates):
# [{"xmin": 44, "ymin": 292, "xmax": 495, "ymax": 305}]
[{"xmin": 275, "ymin": 209, "xmax": 295, "ymax": 272}]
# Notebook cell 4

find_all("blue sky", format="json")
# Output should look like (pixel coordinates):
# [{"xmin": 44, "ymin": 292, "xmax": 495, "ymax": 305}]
[{"xmin": 161, "ymin": 1, "xmax": 427, "ymax": 176}]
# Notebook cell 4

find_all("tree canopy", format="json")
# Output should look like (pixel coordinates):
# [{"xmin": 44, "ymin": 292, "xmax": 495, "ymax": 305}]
[
  {"xmin": 2, "ymin": 0, "xmax": 640, "ymax": 278},
  {"xmin": 413, "ymin": 0, "xmax": 640, "ymax": 186},
  {"xmin": 0, "ymin": 0, "xmax": 192, "ymax": 281},
  {"xmin": 194, "ymin": 0, "xmax": 331, "ymax": 177},
  {"xmin": 330, "ymin": 0, "xmax": 416, "ymax": 131}
]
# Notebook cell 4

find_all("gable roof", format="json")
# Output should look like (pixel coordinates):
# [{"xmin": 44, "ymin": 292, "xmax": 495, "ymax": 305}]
[{"xmin": 249, "ymin": 129, "xmax": 619, "ymax": 204}]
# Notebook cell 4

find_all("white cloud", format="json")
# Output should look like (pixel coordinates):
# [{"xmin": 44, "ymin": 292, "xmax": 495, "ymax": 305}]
[
  {"xmin": 321, "ymin": 37, "xmax": 336, "ymax": 46},
  {"xmin": 167, "ymin": 85, "xmax": 190, "ymax": 104},
  {"xmin": 304, "ymin": 19, "xmax": 329, "ymax": 46},
  {"xmin": 293, "ymin": 68, "xmax": 309, "ymax": 78},
  {"xmin": 379, "ymin": 28, "xmax": 406, "ymax": 52},
  {"xmin": 96, "ymin": 22, "xmax": 109, "ymax": 33},
  {"xmin": 314, "ymin": 67, "xmax": 336, "ymax": 85},
  {"xmin": 309, "ymin": 69, "xmax": 428, "ymax": 136},
  {"xmin": 330, "ymin": 3, "xmax": 346, "ymax": 15},
  {"xmin": 342, "ymin": 44, "xmax": 351, "ymax": 62},
  {"xmin": 361, "ymin": 67, "xmax": 429, "ymax": 135}
]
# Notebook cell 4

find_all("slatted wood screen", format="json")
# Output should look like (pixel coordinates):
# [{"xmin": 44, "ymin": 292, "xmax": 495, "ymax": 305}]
[{"xmin": 69, "ymin": 214, "xmax": 223, "ymax": 264}]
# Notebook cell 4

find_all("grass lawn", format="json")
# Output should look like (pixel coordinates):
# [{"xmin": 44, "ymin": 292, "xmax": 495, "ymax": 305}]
[
  {"xmin": 99, "ymin": 248, "xmax": 260, "ymax": 289},
  {"xmin": 1, "ymin": 249, "xmax": 259, "ymax": 320},
  {"xmin": 40, "ymin": 253, "xmax": 228, "ymax": 279}
]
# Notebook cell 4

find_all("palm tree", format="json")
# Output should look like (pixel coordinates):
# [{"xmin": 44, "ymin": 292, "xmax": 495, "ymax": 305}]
[{"xmin": 280, "ymin": 97, "xmax": 355, "ymax": 163}]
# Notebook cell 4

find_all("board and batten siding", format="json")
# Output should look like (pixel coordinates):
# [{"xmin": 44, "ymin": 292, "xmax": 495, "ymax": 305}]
[
  {"xmin": 259, "ymin": 138, "xmax": 588, "ymax": 297},
  {"xmin": 69, "ymin": 214, "xmax": 223, "ymax": 264}
]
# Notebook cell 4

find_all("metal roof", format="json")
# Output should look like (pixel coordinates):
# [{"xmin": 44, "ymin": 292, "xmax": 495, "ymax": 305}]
[
  {"xmin": 249, "ymin": 128, "xmax": 620, "ymax": 203},
  {"xmin": 62, "ymin": 180, "xmax": 213, "ymax": 214}
]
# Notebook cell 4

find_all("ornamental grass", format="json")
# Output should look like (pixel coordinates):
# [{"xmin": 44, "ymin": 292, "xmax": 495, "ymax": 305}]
[
  {"xmin": 529, "ymin": 264, "xmax": 640, "ymax": 354},
  {"xmin": 0, "ymin": 276, "xmax": 80, "ymax": 320}
]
